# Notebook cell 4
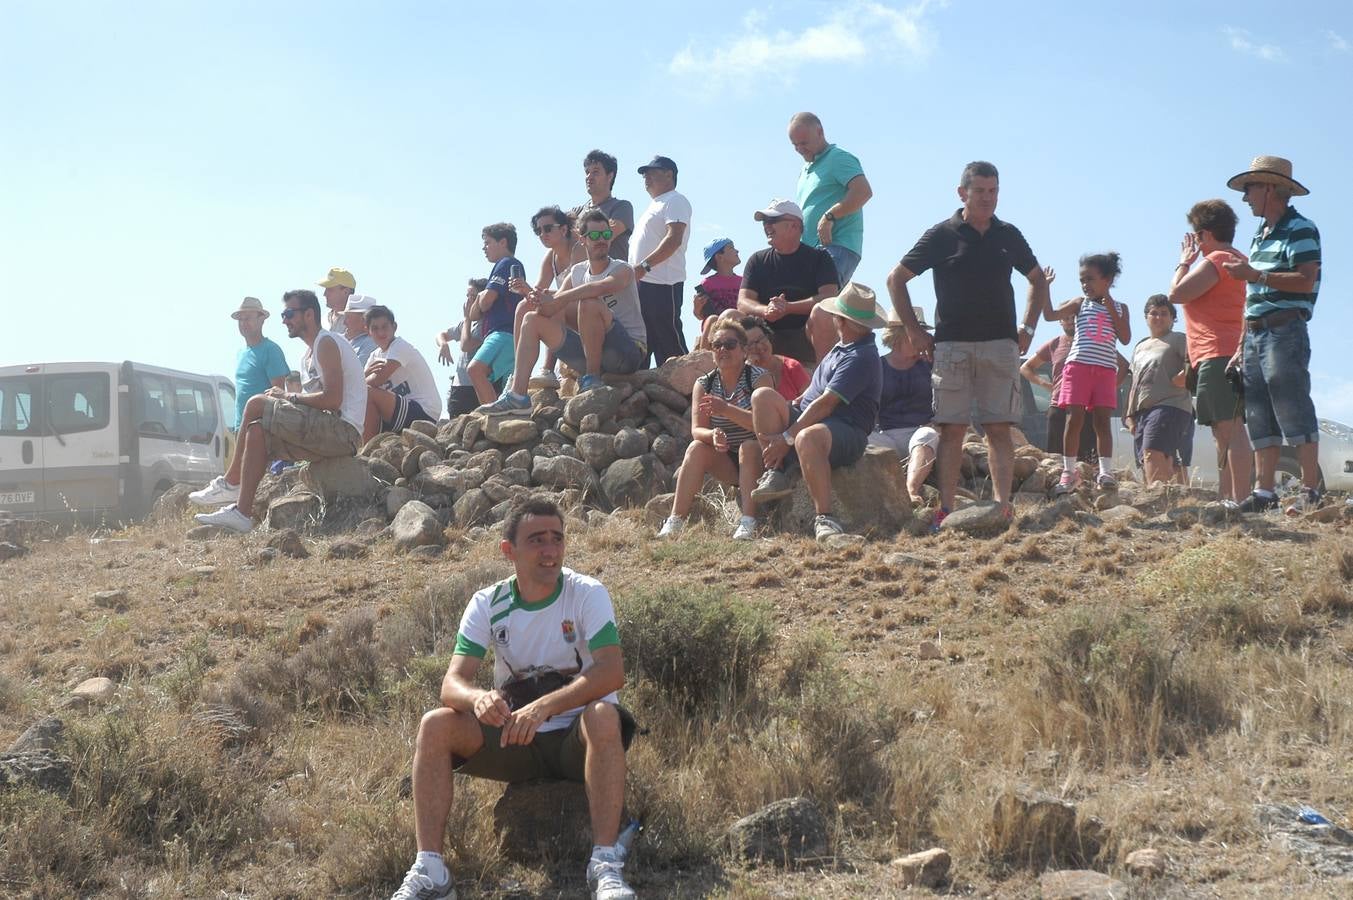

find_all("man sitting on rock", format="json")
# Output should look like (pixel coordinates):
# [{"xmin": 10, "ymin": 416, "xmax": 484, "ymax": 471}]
[
  {"xmin": 388, "ymin": 496, "xmax": 636, "ymax": 900},
  {"xmin": 193, "ymin": 290, "xmax": 367, "ymax": 534},
  {"xmin": 477, "ymin": 208, "xmax": 648, "ymax": 416},
  {"xmin": 361, "ymin": 304, "xmax": 443, "ymax": 442},
  {"xmin": 749, "ymin": 283, "xmax": 883, "ymax": 541}
]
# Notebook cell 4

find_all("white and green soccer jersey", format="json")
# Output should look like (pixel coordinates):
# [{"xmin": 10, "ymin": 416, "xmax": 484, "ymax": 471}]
[{"xmin": 454, "ymin": 567, "xmax": 621, "ymax": 732}]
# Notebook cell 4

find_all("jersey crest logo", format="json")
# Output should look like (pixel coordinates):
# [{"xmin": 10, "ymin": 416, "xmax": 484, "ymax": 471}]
[
  {"xmin": 493, "ymin": 625, "xmax": 509, "ymax": 646},
  {"xmin": 561, "ymin": 620, "xmax": 577, "ymax": 643}
]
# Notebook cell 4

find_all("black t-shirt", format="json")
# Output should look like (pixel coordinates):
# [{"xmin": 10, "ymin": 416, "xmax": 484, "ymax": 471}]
[
  {"xmin": 740, "ymin": 243, "xmax": 840, "ymax": 332},
  {"xmin": 900, "ymin": 210, "xmax": 1039, "ymax": 343}
]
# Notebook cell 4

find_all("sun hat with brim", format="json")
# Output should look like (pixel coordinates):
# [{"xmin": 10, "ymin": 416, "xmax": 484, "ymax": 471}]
[
  {"xmin": 231, "ymin": 297, "xmax": 268, "ymax": 320},
  {"xmin": 318, "ymin": 267, "xmax": 357, "ymax": 289},
  {"xmin": 342, "ymin": 294, "xmax": 377, "ymax": 314},
  {"xmin": 820, "ymin": 282, "xmax": 888, "ymax": 330},
  {"xmin": 884, "ymin": 305, "xmax": 931, "ymax": 330},
  {"xmin": 1226, "ymin": 155, "xmax": 1309, "ymax": 196},
  {"xmin": 700, "ymin": 237, "xmax": 733, "ymax": 274}
]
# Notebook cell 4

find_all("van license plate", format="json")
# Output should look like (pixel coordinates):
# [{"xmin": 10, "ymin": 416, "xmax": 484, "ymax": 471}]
[{"xmin": 0, "ymin": 491, "xmax": 35, "ymax": 505}]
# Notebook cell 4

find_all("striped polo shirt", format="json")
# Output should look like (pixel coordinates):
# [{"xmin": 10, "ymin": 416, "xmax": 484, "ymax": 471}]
[
  {"xmin": 1246, "ymin": 206, "xmax": 1321, "ymax": 319},
  {"xmin": 1066, "ymin": 298, "xmax": 1128, "ymax": 370},
  {"xmin": 701, "ymin": 363, "xmax": 765, "ymax": 450}
]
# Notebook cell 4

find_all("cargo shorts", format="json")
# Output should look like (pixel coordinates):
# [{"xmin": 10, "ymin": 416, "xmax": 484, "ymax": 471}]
[
  {"xmin": 931, "ymin": 339, "xmax": 1022, "ymax": 425},
  {"xmin": 259, "ymin": 396, "xmax": 360, "ymax": 462}
]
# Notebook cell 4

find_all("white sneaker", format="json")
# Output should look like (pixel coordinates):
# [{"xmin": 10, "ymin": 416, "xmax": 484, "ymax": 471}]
[
  {"xmin": 193, "ymin": 503, "xmax": 253, "ymax": 533},
  {"xmin": 732, "ymin": 518, "xmax": 756, "ymax": 541},
  {"xmin": 188, "ymin": 475, "xmax": 240, "ymax": 507},
  {"xmin": 657, "ymin": 516, "xmax": 685, "ymax": 538},
  {"xmin": 389, "ymin": 860, "xmax": 456, "ymax": 900},
  {"xmin": 587, "ymin": 849, "xmax": 635, "ymax": 900}
]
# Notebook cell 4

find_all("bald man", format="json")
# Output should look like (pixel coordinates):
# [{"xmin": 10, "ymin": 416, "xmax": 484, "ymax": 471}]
[{"xmin": 789, "ymin": 112, "xmax": 873, "ymax": 286}]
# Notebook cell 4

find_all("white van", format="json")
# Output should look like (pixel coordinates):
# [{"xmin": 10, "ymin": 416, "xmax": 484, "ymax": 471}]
[{"xmin": 0, "ymin": 362, "xmax": 236, "ymax": 524}]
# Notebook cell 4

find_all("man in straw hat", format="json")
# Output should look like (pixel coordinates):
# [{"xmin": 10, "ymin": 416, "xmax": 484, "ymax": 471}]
[
  {"xmin": 1219, "ymin": 155, "xmax": 1323, "ymax": 513},
  {"xmin": 749, "ymin": 282, "xmax": 883, "ymax": 541},
  {"xmin": 885, "ymin": 160, "xmax": 1054, "ymax": 530}
]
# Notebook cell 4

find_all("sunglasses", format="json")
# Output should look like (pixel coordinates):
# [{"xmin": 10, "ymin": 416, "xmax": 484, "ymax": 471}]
[
  {"xmin": 710, "ymin": 338, "xmax": 744, "ymax": 351},
  {"xmin": 584, "ymin": 229, "xmax": 614, "ymax": 240},
  {"xmin": 533, "ymin": 223, "xmax": 562, "ymax": 236},
  {"xmin": 280, "ymin": 307, "xmax": 301, "ymax": 320}
]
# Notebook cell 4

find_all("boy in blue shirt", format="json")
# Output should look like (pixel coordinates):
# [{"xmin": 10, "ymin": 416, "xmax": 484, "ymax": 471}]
[{"xmin": 467, "ymin": 223, "xmax": 525, "ymax": 404}]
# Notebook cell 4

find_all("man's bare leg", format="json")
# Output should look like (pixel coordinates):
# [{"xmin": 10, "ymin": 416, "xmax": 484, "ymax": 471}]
[
  {"xmin": 234, "ymin": 421, "xmax": 272, "ymax": 518},
  {"xmin": 795, "ymin": 424, "xmax": 835, "ymax": 515},
  {"xmin": 984, "ymin": 422, "xmax": 1015, "ymax": 504},
  {"xmin": 935, "ymin": 423, "xmax": 966, "ymax": 510},
  {"xmin": 579, "ymin": 702, "xmax": 625, "ymax": 847},
  {"xmin": 411, "ymin": 708, "xmax": 485, "ymax": 853}
]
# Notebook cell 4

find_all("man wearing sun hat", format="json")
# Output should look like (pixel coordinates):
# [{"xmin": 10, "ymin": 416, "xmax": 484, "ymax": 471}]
[
  {"xmin": 318, "ymin": 266, "xmax": 357, "ymax": 330},
  {"xmin": 737, "ymin": 198, "xmax": 840, "ymax": 366},
  {"xmin": 340, "ymin": 293, "xmax": 379, "ymax": 367},
  {"xmin": 1219, "ymin": 155, "xmax": 1323, "ymax": 513},
  {"xmin": 227, "ymin": 297, "xmax": 289, "ymax": 432},
  {"xmin": 749, "ymin": 282, "xmax": 883, "ymax": 541}
]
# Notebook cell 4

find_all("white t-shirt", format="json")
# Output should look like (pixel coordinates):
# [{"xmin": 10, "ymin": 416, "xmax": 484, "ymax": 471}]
[
  {"xmin": 301, "ymin": 330, "xmax": 367, "ymax": 434},
  {"xmin": 454, "ymin": 568, "xmax": 621, "ymax": 733},
  {"xmin": 568, "ymin": 259, "xmax": 648, "ymax": 347},
  {"xmin": 371, "ymin": 336, "xmax": 443, "ymax": 420},
  {"xmin": 629, "ymin": 189, "xmax": 692, "ymax": 286}
]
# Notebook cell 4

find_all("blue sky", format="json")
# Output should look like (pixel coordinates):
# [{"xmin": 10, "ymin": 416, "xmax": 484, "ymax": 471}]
[{"xmin": 5, "ymin": 1, "xmax": 1351, "ymax": 421}]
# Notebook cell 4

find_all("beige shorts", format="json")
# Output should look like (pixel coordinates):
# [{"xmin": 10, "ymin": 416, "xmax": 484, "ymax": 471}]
[
  {"xmin": 259, "ymin": 397, "xmax": 360, "ymax": 462},
  {"xmin": 931, "ymin": 340, "xmax": 1022, "ymax": 425}
]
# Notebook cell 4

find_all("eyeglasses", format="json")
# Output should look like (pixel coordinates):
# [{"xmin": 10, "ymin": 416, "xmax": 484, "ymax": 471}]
[
  {"xmin": 710, "ymin": 338, "xmax": 744, "ymax": 351},
  {"xmin": 584, "ymin": 229, "xmax": 614, "ymax": 240},
  {"xmin": 280, "ymin": 308, "xmax": 301, "ymax": 320},
  {"xmin": 533, "ymin": 223, "xmax": 561, "ymax": 236}
]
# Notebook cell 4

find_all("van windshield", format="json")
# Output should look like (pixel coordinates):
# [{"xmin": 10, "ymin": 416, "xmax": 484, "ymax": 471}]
[{"xmin": 0, "ymin": 376, "xmax": 37, "ymax": 435}]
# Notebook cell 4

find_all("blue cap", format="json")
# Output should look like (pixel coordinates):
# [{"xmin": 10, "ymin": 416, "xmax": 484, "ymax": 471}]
[{"xmin": 701, "ymin": 238, "xmax": 733, "ymax": 274}]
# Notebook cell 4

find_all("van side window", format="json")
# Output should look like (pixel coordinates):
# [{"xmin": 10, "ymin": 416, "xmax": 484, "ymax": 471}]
[
  {"xmin": 137, "ymin": 373, "xmax": 174, "ymax": 436},
  {"xmin": 46, "ymin": 373, "xmax": 110, "ymax": 434},
  {"xmin": 0, "ymin": 376, "xmax": 37, "ymax": 435},
  {"xmin": 217, "ymin": 382, "xmax": 237, "ymax": 431},
  {"xmin": 173, "ymin": 381, "xmax": 217, "ymax": 443}
]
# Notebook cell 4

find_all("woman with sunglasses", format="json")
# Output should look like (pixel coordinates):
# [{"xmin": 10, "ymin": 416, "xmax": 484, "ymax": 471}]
[
  {"xmin": 739, "ymin": 315, "xmax": 810, "ymax": 403},
  {"xmin": 658, "ymin": 321, "xmax": 773, "ymax": 541},
  {"xmin": 509, "ymin": 206, "xmax": 585, "ymax": 389}
]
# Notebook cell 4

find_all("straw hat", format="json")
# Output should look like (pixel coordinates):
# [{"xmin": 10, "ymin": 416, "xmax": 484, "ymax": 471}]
[
  {"xmin": 1226, "ymin": 155, "xmax": 1308, "ymax": 196},
  {"xmin": 231, "ymin": 297, "xmax": 268, "ymax": 320},
  {"xmin": 820, "ymin": 282, "xmax": 888, "ymax": 330},
  {"xmin": 884, "ymin": 305, "xmax": 931, "ymax": 330}
]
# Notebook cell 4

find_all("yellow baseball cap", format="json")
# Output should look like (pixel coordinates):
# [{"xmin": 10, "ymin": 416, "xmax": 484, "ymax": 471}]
[{"xmin": 317, "ymin": 267, "xmax": 356, "ymax": 289}]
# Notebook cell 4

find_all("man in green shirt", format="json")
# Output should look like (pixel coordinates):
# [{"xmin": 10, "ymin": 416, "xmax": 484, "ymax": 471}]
[{"xmin": 789, "ymin": 112, "xmax": 874, "ymax": 286}]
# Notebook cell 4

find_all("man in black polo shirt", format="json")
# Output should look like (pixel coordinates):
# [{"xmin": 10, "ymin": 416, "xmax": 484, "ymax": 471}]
[
  {"xmin": 737, "ymin": 198, "xmax": 840, "ymax": 366},
  {"xmin": 885, "ymin": 161, "xmax": 1053, "ymax": 529}
]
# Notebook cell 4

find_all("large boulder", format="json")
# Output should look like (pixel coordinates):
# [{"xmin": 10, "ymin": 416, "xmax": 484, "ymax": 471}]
[
  {"xmin": 601, "ymin": 456, "xmax": 659, "ymax": 509},
  {"xmin": 493, "ymin": 780, "xmax": 593, "ymax": 862},
  {"xmin": 988, "ymin": 787, "xmax": 1107, "ymax": 870},
  {"xmin": 768, "ymin": 446, "xmax": 913, "ymax": 537},
  {"xmin": 575, "ymin": 433, "xmax": 617, "ymax": 471},
  {"xmin": 0, "ymin": 750, "xmax": 73, "ymax": 794},
  {"xmin": 265, "ymin": 492, "xmax": 323, "ymax": 531},
  {"xmin": 148, "ymin": 483, "xmax": 194, "ymax": 523},
  {"xmin": 532, "ymin": 455, "xmax": 597, "ymax": 492},
  {"xmin": 7, "ymin": 716, "xmax": 64, "ymax": 753},
  {"xmin": 942, "ymin": 501, "xmax": 1012, "ymax": 536},
  {"xmin": 654, "ymin": 350, "xmax": 714, "ymax": 397},
  {"xmin": 613, "ymin": 426, "xmax": 649, "ymax": 459},
  {"xmin": 485, "ymin": 417, "xmax": 539, "ymax": 446},
  {"xmin": 727, "ymin": 796, "xmax": 829, "ymax": 867},
  {"xmin": 643, "ymin": 381, "xmax": 690, "ymax": 411},
  {"xmin": 648, "ymin": 402, "xmax": 691, "ymax": 442},
  {"xmin": 390, "ymin": 501, "xmax": 445, "ymax": 551},
  {"xmin": 300, "ymin": 456, "xmax": 379, "ymax": 500},
  {"xmin": 453, "ymin": 489, "xmax": 493, "ymax": 527},
  {"xmin": 562, "ymin": 386, "xmax": 622, "ymax": 428}
]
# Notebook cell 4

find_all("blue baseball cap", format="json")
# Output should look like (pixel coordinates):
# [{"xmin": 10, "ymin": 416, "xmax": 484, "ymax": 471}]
[{"xmin": 700, "ymin": 237, "xmax": 734, "ymax": 274}]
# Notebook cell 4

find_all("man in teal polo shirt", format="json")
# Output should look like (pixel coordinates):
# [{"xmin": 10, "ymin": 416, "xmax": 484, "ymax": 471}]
[
  {"xmin": 229, "ymin": 296, "xmax": 289, "ymax": 429},
  {"xmin": 789, "ymin": 112, "xmax": 874, "ymax": 285}
]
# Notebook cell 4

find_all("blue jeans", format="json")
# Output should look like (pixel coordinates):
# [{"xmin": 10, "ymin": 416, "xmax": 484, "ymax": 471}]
[
  {"xmin": 1242, "ymin": 317, "xmax": 1318, "ymax": 449},
  {"xmin": 823, "ymin": 244, "xmax": 860, "ymax": 286}
]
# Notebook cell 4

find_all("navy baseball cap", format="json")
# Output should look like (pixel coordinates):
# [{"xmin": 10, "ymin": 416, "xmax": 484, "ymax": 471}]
[{"xmin": 637, "ymin": 155, "xmax": 678, "ymax": 175}]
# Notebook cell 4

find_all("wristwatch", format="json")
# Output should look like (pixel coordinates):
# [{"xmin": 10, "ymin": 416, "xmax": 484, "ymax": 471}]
[
  {"xmin": 824, "ymin": 212, "xmax": 837, "ymax": 222},
  {"xmin": 1019, "ymin": 323, "xmax": 1035, "ymax": 337},
  {"xmin": 639, "ymin": 260, "xmax": 653, "ymax": 274}
]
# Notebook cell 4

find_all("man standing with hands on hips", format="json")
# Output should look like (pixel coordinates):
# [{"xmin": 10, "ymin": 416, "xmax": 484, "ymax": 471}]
[
  {"xmin": 629, "ymin": 155, "xmax": 691, "ymax": 367},
  {"xmin": 885, "ymin": 161, "xmax": 1053, "ymax": 530}
]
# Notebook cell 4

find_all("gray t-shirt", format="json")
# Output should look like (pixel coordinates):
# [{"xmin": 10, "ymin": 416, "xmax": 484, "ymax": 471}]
[
  {"xmin": 1128, "ymin": 332, "xmax": 1192, "ymax": 414},
  {"xmin": 569, "ymin": 259, "xmax": 647, "ymax": 348},
  {"xmin": 572, "ymin": 196, "xmax": 634, "ymax": 262}
]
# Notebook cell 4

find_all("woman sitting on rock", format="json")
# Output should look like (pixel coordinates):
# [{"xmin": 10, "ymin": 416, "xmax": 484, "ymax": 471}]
[
  {"xmin": 740, "ymin": 315, "xmax": 810, "ymax": 403},
  {"xmin": 658, "ymin": 321, "xmax": 772, "ymax": 541},
  {"xmin": 868, "ymin": 307, "xmax": 939, "ymax": 506}
]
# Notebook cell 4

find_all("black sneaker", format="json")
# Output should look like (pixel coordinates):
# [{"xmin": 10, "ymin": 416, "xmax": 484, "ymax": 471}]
[{"xmin": 1238, "ymin": 491, "xmax": 1279, "ymax": 513}]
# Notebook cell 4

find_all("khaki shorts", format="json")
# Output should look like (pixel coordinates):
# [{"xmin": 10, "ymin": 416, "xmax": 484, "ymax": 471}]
[
  {"xmin": 453, "ymin": 704, "xmax": 636, "ymax": 783},
  {"xmin": 259, "ymin": 396, "xmax": 360, "ymax": 462},
  {"xmin": 931, "ymin": 339, "xmax": 1022, "ymax": 425}
]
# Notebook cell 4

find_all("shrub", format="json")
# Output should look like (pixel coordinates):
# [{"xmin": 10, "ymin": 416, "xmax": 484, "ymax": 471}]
[
  {"xmin": 615, "ymin": 586, "xmax": 773, "ymax": 711},
  {"xmin": 230, "ymin": 609, "xmax": 385, "ymax": 716}
]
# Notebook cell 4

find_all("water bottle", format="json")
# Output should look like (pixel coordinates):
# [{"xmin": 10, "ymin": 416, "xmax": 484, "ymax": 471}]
[{"xmin": 615, "ymin": 818, "xmax": 642, "ymax": 861}]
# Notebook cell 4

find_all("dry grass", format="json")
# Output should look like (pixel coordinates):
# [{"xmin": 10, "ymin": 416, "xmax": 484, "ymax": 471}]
[{"xmin": 2, "ymin": 508, "xmax": 1352, "ymax": 896}]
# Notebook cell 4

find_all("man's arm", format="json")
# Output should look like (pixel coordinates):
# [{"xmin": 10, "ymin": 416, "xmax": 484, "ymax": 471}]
[
  {"xmin": 552, "ymin": 266, "xmax": 632, "ymax": 308},
  {"xmin": 1222, "ymin": 258, "xmax": 1320, "ymax": 293},
  {"xmin": 365, "ymin": 358, "xmax": 401, "ymax": 386},
  {"xmin": 885, "ymin": 262, "xmax": 934, "ymax": 357},
  {"xmin": 475, "ymin": 286, "xmax": 501, "ymax": 315},
  {"xmin": 783, "ymin": 280, "xmax": 838, "ymax": 317},
  {"xmin": 1021, "ymin": 264, "xmax": 1055, "ymax": 335},
  {"xmin": 636, "ymin": 222, "xmax": 687, "ymax": 274},
  {"xmin": 817, "ymin": 175, "xmax": 873, "ymax": 245},
  {"xmin": 292, "ymin": 335, "xmax": 344, "ymax": 411},
  {"xmin": 499, "ymin": 645, "xmax": 626, "ymax": 747}
]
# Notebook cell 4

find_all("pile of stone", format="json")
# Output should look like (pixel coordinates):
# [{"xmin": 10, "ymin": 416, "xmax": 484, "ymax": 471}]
[{"xmin": 238, "ymin": 352, "xmax": 717, "ymax": 544}]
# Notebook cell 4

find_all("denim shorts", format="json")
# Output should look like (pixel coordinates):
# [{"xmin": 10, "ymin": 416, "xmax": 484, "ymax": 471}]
[
  {"xmin": 1132, "ymin": 404, "xmax": 1194, "ymax": 467},
  {"xmin": 786, "ymin": 408, "xmax": 868, "ymax": 469},
  {"xmin": 557, "ymin": 320, "xmax": 645, "ymax": 375},
  {"xmin": 1242, "ymin": 317, "xmax": 1318, "ymax": 449},
  {"xmin": 823, "ymin": 244, "xmax": 860, "ymax": 286}
]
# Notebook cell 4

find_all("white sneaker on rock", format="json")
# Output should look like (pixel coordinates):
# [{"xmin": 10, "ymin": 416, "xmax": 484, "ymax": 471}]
[
  {"xmin": 193, "ymin": 503, "xmax": 253, "ymax": 533},
  {"xmin": 188, "ymin": 475, "xmax": 239, "ymax": 507},
  {"xmin": 587, "ymin": 849, "xmax": 635, "ymax": 900}
]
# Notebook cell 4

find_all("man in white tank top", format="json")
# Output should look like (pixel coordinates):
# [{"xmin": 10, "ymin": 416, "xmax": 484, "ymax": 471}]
[{"xmin": 194, "ymin": 289, "xmax": 363, "ymax": 533}]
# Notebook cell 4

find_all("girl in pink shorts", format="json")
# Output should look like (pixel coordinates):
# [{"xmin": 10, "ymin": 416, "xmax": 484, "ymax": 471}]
[{"xmin": 1053, "ymin": 252, "xmax": 1131, "ymax": 493}]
